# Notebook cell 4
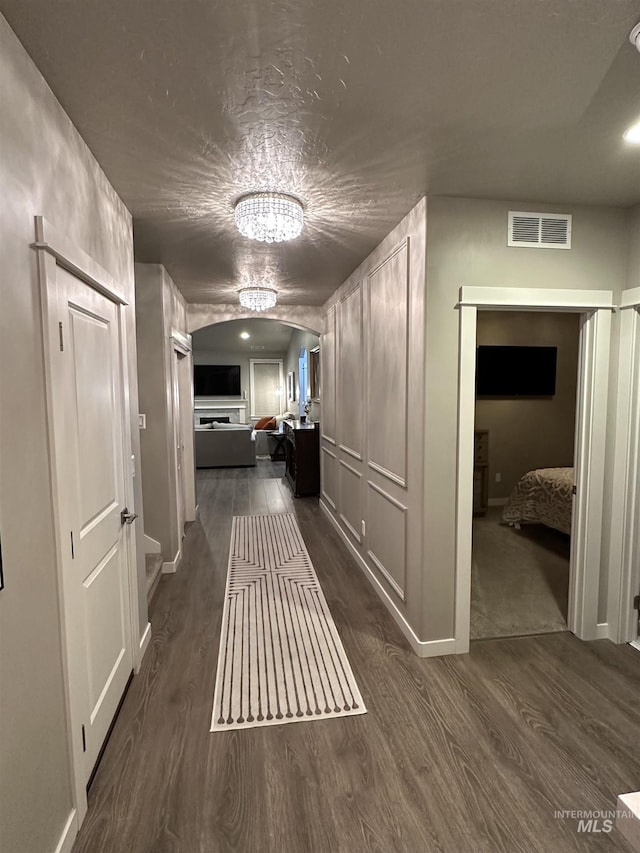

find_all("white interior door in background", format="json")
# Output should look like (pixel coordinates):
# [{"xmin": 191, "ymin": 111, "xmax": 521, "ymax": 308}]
[
  {"xmin": 37, "ymin": 217, "xmax": 138, "ymax": 825},
  {"xmin": 250, "ymin": 359, "xmax": 284, "ymax": 417}
]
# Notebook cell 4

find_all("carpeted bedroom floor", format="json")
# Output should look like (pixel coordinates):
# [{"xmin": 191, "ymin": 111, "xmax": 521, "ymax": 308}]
[{"xmin": 471, "ymin": 507, "xmax": 570, "ymax": 640}]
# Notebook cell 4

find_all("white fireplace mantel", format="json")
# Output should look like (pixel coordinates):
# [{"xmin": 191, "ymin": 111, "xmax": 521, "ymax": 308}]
[{"xmin": 194, "ymin": 400, "xmax": 248, "ymax": 424}]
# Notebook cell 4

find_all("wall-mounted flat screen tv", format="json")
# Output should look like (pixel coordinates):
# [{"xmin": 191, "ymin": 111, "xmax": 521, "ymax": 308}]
[
  {"xmin": 194, "ymin": 364, "xmax": 241, "ymax": 396},
  {"xmin": 476, "ymin": 346, "xmax": 557, "ymax": 396}
]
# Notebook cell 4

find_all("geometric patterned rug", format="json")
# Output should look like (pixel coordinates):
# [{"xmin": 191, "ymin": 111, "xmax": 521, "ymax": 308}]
[{"xmin": 211, "ymin": 513, "xmax": 366, "ymax": 731}]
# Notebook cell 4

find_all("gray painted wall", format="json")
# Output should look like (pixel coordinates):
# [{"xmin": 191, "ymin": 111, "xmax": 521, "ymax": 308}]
[
  {"xmin": 136, "ymin": 264, "xmax": 188, "ymax": 561},
  {"xmin": 475, "ymin": 311, "xmax": 580, "ymax": 500},
  {"xmin": 0, "ymin": 14, "xmax": 145, "ymax": 853},
  {"xmin": 424, "ymin": 196, "xmax": 628, "ymax": 636}
]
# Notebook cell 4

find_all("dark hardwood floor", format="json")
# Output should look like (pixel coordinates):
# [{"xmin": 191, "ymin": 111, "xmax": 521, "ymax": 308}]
[{"xmin": 72, "ymin": 460, "xmax": 640, "ymax": 852}]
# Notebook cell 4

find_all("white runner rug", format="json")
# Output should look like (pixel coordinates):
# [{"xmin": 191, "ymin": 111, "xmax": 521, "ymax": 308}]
[{"xmin": 211, "ymin": 513, "xmax": 366, "ymax": 731}]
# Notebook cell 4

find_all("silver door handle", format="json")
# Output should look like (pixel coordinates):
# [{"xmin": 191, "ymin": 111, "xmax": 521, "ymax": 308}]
[{"xmin": 121, "ymin": 508, "xmax": 138, "ymax": 526}]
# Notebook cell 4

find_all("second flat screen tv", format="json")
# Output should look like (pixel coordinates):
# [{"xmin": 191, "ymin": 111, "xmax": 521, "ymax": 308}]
[
  {"xmin": 194, "ymin": 364, "xmax": 241, "ymax": 396},
  {"xmin": 476, "ymin": 346, "xmax": 557, "ymax": 396}
]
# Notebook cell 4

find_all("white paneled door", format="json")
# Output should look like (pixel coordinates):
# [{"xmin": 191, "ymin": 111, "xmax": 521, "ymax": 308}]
[{"xmin": 56, "ymin": 265, "xmax": 134, "ymax": 783}]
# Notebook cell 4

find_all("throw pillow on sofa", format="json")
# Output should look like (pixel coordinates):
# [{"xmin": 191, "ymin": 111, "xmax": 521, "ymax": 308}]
[{"xmin": 254, "ymin": 416, "xmax": 276, "ymax": 430}]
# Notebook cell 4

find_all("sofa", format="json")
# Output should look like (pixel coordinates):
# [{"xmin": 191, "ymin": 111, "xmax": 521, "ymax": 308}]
[{"xmin": 195, "ymin": 423, "xmax": 256, "ymax": 468}]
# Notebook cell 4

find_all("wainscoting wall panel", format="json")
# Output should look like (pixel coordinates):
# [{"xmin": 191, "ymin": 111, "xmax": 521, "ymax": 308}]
[
  {"xmin": 321, "ymin": 446, "xmax": 338, "ymax": 511},
  {"xmin": 321, "ymin": 305, "xmax": 337, "ymax": 445},
  {"xmin": 339, "ymin": 459, "xmax": 363, "ymax": 544},
  {"xmin": 366, "ymin": 481, "xmax": 407, "ymax": 600},
  {"xmin": 337, "ymin": 284, "xmax": 363, "ymax": 460},
  {"xmin": 366, "ymin": 240, "xmax": 409, "ymax": 487},
  {"xmin": 319, "ymin": 198, "xmax": 426, "ymax": 651}
]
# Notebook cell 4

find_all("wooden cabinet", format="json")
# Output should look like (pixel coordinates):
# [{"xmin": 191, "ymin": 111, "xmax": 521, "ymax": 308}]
[
  {"xmin": 283, "ymin": 420, "xmax": 320, "ymax": 497},
  {"xmin": 473, "ymin": 429, "xmax": 489, "ymax": 515}
]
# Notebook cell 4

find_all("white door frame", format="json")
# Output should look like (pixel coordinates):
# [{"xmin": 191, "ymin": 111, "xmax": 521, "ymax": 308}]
[
  {"xmin": 170, "ymin": 329, "xmax": 196, "ymax": 531},
  {"xmin": 608, "ymin": 288, "xmax": 640, "ymax": 644},
  {"xmin": 455, "ymin": 286, "xmax": 614, "ymax": 654},
  {"xmin": 34, "ymin": 216, "xmax": 140, "ymax": 826}
]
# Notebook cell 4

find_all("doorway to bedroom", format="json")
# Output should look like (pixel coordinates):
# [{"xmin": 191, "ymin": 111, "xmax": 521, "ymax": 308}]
[
  {"xmin": 470, "ymin": 311, "xmax": 580, "ymax": 640},
  {"xmin": 455, "ymin": 286, "xmax": 613, "ymax": 653}
]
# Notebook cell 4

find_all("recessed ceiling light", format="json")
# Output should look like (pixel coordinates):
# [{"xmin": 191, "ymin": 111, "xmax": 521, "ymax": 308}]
[
  {"xmin": 624, "ymin": 121, "xmax": 640, "ymax": 144},
  {"xmin": 240, "ymin": 331, "xmax": 250, "ymax": 339}
]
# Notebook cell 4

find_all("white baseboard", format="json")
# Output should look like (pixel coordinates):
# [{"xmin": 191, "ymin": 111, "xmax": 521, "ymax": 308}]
[
  {"xmin": 320, "ymin": 500, "xmax": 456, "ymax": 658},
  {"xmin": 136, "ymin": 621, "xmax": 152, "ymax": 672},
  {"xmin": 595, "ymin": 622, "xmax": 610, "ymax": 640},
  {"xmin": 617, "ymin": 792, "xmax": 640, "ymax": 852},
  {"xmin": 144, "ymin": 534, "xmax": 161, "ymax": 554},
  {"xmin": 488, "ymin": 497, "xmax": 509, "ymax": 507},
  {"xmin": 54, "ymin": 809, "xmax": 78, "ymax": 853},
  {"xmin": 630, "ymin": 639, "xmax": 640, "ymax": 653},
  {"xmin": 162, "ymin": 549, "xmax": 182, "ymax": 574}
]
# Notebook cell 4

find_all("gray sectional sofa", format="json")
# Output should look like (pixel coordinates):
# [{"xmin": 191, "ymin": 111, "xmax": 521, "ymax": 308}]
[{"xmin": 194, "ymin": 423, "xmax": 256, "ymax": 468}]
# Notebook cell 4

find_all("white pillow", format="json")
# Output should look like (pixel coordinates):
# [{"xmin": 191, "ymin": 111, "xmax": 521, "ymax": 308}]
[{"xmin": 212, "ymin": 421, "xmax": 251, "ymax": 430}]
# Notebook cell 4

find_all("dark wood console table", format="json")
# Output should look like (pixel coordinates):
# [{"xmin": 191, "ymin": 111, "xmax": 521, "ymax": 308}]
[{"xmin": 283, "ymin": 420, "xmax": 320, "ymax": 497}]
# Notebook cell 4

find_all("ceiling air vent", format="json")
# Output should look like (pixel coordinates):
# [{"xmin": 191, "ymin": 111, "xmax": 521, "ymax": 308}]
[
  {"xmin": 250, "ymin": 345, "xmax": 265, "ymax": 351},
  {"xmin": 508, "ymin": 211, "xmax": 572, "ymax": 249}
]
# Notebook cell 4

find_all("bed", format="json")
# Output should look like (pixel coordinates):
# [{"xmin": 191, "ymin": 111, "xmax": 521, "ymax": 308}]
[{"xmin": 501, "ymin": 467, "xmax": 574, "ymax": 535}]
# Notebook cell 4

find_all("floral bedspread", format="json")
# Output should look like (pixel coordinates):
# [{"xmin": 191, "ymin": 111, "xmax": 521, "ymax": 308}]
[{"xmin": 501, "ymin": 467, "xmax": 574, "ymax": 535}]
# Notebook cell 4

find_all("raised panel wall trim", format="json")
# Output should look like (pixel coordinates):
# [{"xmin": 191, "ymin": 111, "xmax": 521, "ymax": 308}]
[
  {"xmin": 321, "ymin": 434, "xmax": 337, "ymax": 446},
  {"xmin": 320, "ymin": 501, "xmax": 454, "ymax": 658},
  {"xmin": 368, "ymin": 236, "xmax": 409, "ymax": 278},
  {"xmin": 321, "ymin": 445, "xmax": 337, "ymax": 510},
  {"xmin": 338, "ymin": 458, "xmax": 362, "ymax": 478},
  {"xmin": 339, "ymin": 444, "xmax": 362, "ymax": 461},
  {"xmin": 339, "ymin": 280, "xmax": 362, "ymax": 304},
  {"xmin": 367, "ymin": 461, "xmax": 407, "ymax": 490},
  {"xmin": 366, "ymin": 549, "xmax": 405, "ymax": 601},
  {"xmin": 367, "ymin": 479, "xmax": 409, "ymax": 511},
  {"xmin": 340, "ymin": 514, "xmax": 362, "ymax": 544},
  {"xmin": 366, "ymin": 237, "xmax": 410, "ymax": 486},
  {"xmin": 321, "ymin": 492, "xmax": 337, "ymax": 510}
]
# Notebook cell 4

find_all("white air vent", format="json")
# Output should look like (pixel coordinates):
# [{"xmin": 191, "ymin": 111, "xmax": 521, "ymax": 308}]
[
  {"xmin": 508, "ymin": 211, "xmax": 572, "ymax": 249},
  {"xmin": 250, "ymin": 345, "xmax": 265, "ymax": 350}
]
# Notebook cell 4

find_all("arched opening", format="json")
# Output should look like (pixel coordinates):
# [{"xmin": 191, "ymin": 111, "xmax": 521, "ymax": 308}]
[{"xmin": 190, "ymin": 317, "xmax": 321, "ymax": 482}]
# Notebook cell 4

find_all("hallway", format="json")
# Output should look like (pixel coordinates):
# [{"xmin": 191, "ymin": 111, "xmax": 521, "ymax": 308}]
[{"xmin": 72, "ymin": 463, "xmax": 639, "ymax": 853}]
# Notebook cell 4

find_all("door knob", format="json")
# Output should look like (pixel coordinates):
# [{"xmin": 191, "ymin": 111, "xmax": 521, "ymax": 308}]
[{"xmin": 121, "ymin": 508, "xmax": 138, "ymax": 526}]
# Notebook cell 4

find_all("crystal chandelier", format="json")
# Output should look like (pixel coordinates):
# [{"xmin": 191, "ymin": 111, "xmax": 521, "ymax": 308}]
[
  {"xmin": 238, "ymin": 285, "xmax": 278, "ymax": 312},
  {"xmin": 234, "ymin": 192, "xmax": 304, "ymax": 243}
]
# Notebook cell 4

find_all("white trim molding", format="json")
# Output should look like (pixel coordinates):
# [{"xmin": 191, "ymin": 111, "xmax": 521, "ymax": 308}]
[
  {"xmin": 54, "ymin": 810, "xmax": 78, "ymax": 853},
  {"xmin": 321, "ymin": 500, "xmax": 455, "ymax": 657},
  {"xmin": 137, "ymin": 621, "xmax": 152, "ymax": 670},
  {"xmin": 608, "ymin": 288, "xmax": 640, "ymax": 643},
  {"xmin": 455, "ymin": 286, "xmax": 614, "ymax": 654},
  {"xmin": 162, "ymin": 549, "xmax": 182, "ymax": 574},
  {"xmin": 458, "ymin": 286, "xmax": 614, "ymax": 312}
]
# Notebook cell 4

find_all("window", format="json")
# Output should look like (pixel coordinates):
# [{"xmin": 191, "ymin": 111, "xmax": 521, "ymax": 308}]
[{"xmin": 249, "ymin": 359, "xmax": 284, "ymax": 418}]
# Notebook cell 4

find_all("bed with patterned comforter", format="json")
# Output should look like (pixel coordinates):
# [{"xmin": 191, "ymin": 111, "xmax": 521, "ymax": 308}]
[{"xmin": 501, "ymin": 467, "xmax": 574, "ymax": 535}]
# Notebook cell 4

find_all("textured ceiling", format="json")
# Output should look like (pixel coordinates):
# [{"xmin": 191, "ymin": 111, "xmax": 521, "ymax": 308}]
[
  {"xmin": 192, "ymin": 318, "xmax": 297, "ymax": 353},
  {"xmin": 3, "ymin": 1, "xmax": 640, "ymax": 305}
]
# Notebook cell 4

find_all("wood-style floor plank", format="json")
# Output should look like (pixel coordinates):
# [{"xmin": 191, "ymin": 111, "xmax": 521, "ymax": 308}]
[{"xmin": 72, "ymin": 461, "xmax": 639, "ymax": 853}]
